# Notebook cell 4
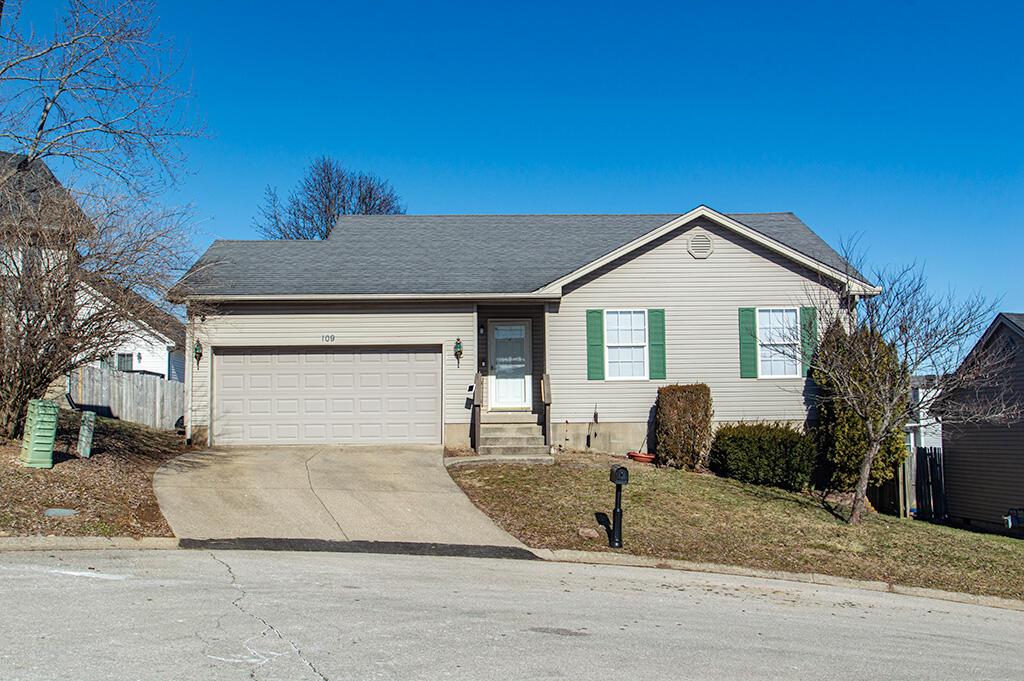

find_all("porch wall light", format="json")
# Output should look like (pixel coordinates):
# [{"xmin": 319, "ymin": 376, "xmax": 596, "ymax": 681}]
[
  {"xmin": 193, "ymin": 340, "xmax": 203, "ymax": 366},
  {"xmin": 454, "ymin": 338, "xmax": 464, "ymax": 367}
]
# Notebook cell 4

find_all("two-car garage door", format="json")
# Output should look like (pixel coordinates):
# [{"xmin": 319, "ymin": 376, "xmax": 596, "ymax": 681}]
[{"xmin": 212, "ymin": 347, "xmax": 442, "ymax": 445}]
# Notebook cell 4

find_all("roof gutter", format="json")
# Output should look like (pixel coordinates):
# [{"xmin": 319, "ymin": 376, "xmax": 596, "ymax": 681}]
[{"xmin": 176, "ymin": 291, "xmax": 563, "ymax": 303}]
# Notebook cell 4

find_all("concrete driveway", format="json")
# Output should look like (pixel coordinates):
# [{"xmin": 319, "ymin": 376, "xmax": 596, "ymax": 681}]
[{"xmin": 153, "ymin": 445, "xmax": 521, "ymax": 547}]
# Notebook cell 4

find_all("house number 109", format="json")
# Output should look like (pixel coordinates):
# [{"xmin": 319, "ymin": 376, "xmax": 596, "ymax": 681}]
[{"xmin": 321, "ymin": 334, "xmax": 335, "ymax": 343}]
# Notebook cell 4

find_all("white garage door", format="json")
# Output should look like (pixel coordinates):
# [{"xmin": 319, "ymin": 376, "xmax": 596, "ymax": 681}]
[{"xmin": 213, "ymin": 347, "xmax": 442, "ymax": 445}]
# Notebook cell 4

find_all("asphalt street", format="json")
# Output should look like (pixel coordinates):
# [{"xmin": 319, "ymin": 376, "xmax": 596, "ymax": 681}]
[{"xmin": 0, "ymin": 549, "xmax": 1020, "ymax": 680}]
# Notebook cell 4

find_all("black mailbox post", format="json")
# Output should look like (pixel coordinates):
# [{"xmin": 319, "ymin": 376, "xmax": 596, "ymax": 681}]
[{"xmin": 609, "ymin": 464, "xmax": 629, "ymax": 548}]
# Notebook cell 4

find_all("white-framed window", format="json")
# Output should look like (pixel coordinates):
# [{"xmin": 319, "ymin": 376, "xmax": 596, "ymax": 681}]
[
  {"xmin": 756, "ymin": 308, "xmax": 800, "ymax": 378},
  {"xmin": 605, "ymin": 309, "xmax": 648, "ymax": 380},
  {"xmin": 116, "ymin": 352, "xmax": 134, "ymax": 372}
]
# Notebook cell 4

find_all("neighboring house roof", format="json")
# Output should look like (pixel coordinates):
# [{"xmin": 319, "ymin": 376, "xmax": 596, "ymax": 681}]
[
  {"xmin": 172, "ymin": 206, "xmax": 874, "ymax": 300},
  {"xmin": 129, "ymin": 295, "xmax": 187, "ymax": 348},
  {"xmin": 911, "ymin": 374, "xmax": 939, "ymax": 390},
  {"xmin": 0, "ymin": 153, "xmax": 184, "ymax": 347},
  {"xmin": 89, "ymin": 277, "xmax": 186, "ymax": 348},
  {"xmin": 973, "ymin": 312, "xmax": 1024, "ymax": 352},
  {"xmin": 0, "ymin": 151, "xmax": 86, "ymax": 228},
  {"xmin": 1000, "ymin": 313, "xmax": 1024, "ymax": 336},
  {"xmin": 952, "ymin": 312, "xmax": 1024, "ymax": 385}
]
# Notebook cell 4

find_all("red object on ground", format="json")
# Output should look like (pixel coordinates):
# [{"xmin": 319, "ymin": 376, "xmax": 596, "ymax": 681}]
[{"xmin": 627, "ymin": 451, "xmax": 655, "ymax": 463}]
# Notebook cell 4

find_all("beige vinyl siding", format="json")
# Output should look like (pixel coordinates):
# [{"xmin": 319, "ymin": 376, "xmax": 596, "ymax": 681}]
[
  {"xmin": 184, "ymin": 321, "xmax": 199, "ymax": 435},
  {"xmin": 187, "ymin": 302, "xmax": 475, "ymax": 439},
  {"xmin": 548, "ymin": 218, "xmax": 836, "ymax": 424},
  {"xmin": 943, "ymin": 325, "xmax": 1024, "ymax": 530}
]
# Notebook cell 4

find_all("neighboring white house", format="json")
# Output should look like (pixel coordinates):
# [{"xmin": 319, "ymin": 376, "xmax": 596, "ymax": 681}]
[
  {"xmin": 171, "ymin": 206, "xmax": 879, "ymax": 452},
  {"xmin": 906, "ymin": 375, "xmax": 942, "ymax": 451},
  {"xmin": 97, "ymin": 282, "xmax": 186, "ymax": 382},
  {"xmin": 105, "ymin": 322, "xmax": 186, "ymax": 381},
  {"xmin": 0, "ymin": 151, "xmax": 187, "ymax": 383}
]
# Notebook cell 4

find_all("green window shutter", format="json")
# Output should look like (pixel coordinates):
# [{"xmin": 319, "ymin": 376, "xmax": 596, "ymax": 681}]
[
  {"xmin": 648, "ymin": 309, "xmax": 666, "ymax": 380},
  {"xmin": 738, "ymin": 307, "xmax": 757, "ymax": 378},
  {"xmin": 586, "ymin": 309, "xmax": 604, "ymax": 380},
  {"xmin": 800, "ymin": 306, "xmax": 818, "ymax": 377}
]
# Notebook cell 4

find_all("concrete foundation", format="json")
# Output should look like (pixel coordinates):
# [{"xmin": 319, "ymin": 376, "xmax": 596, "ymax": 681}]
[
  {"xmin": 554, "ymin": 421, "xmax": 652, "ymax": 455},
  {"xmin": 444, "ymin": 422, "xmax": 471, "ymax": 448},
  {"xmin": 552, "ymin": 419, "xmax": 809, "ymax": 456},
  {"xmin": 189, "ymin": 426, "xmax": 209, "ymax": 446}
]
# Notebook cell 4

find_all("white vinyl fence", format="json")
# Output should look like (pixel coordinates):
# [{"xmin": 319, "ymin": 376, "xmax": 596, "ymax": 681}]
[{"xmin": 67, "ymin": 364, "xmax": 184, "ymax": 430}]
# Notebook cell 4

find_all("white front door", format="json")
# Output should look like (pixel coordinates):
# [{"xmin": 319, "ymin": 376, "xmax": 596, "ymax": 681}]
[{"xmin": 488, "ymin": 321, "xmax": 532, "ymax": 409}]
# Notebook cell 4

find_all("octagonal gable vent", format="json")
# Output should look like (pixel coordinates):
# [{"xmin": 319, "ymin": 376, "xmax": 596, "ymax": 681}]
[{"xmin": 688, "ymin": 231, "xmax": 713, "ymax": 259}]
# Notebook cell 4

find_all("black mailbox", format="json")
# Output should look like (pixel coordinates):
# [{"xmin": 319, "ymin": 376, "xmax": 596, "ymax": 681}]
[{"xmin": 610, "ymin": 464, "xmax": 629, "ymax": 486}]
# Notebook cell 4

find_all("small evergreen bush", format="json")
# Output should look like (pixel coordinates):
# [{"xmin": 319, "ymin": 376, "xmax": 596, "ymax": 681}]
[
  {"xmin": 709, "ymin": 423, "xmax": 816, "ymax": 491},
  {"xmin": 654, "ymin": 384, "xmax": 714, "ymax": 469},
  {"xmin": 812, "ymin": 322, "xmax": 909, "ymax": 491}
]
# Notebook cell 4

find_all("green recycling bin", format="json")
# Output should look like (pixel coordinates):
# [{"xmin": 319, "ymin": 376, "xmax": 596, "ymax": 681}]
[{"xmin": 20, "ymin": 399, "xmax": 59, "ymax": 469}]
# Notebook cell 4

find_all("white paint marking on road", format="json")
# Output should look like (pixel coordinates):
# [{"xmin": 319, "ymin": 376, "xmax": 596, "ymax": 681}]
[
  {"xmin": 49, "ymin": 569, "xmax": 127, "ymax": 581},
  {"xmin": 0, "ymin": 564, "xmax": 129, "ymax": 581},
  {"xmin": 206, "ymin": 651, "xmax": 286, "ymax": 665}
]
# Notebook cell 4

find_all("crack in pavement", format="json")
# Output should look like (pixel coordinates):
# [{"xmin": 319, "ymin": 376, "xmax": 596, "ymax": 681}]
[
  {"xmin": 209, "ymin": 552, "xmax": 330, "ymax": 681},
  {"xmin": 305, "ymin": 449, "xmax": 349, "ymax": 541}
]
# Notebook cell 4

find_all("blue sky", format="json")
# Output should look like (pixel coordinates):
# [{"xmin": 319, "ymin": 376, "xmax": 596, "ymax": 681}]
[{"xmin": 21, "ymin": 1, "xmax": 1024, "ymax": 309}]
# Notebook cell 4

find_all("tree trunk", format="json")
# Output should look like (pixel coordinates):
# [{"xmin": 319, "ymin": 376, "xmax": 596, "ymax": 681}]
[
  {"xmin": 849, "ymin": 438, "xmax": 883, "ymax": 524},
  {"xmin": 0, "ymin": 396, "xmax": 30, "ymax": 440}
]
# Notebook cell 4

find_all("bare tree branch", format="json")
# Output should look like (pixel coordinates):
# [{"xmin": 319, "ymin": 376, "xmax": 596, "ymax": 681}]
[
  {"xmin": 0, "ymin": 1, "xmax": 198, "ymax": 437},
  {"xmin": 0, "ymin": 172, "xmax": 194, "ymax": 437},
  {"xmin": 254, "ymin": 156, "xmax": 405, "ymax": 240},
  {"xmin": 0, "ymin": 0, "xmax": 200, "ymax": 192},
  {"xmin": 797, "ymin": 247, "xmax": 1022, "ymax": 523}
]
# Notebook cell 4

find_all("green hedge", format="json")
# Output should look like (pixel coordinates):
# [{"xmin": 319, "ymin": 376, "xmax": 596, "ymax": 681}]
[
  {"xmin": 654, "ymin": 384, "xmax": 713, "ymax": 470},
  {"xmin": 709, "ymin": 423, "xmax": 816, "ymax": 491}
]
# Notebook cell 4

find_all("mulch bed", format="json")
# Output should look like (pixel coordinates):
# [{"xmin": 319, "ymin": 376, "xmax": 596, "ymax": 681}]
[{"xmin": 0, "ymin": 410, "xmax": 189, "ymax": 537}]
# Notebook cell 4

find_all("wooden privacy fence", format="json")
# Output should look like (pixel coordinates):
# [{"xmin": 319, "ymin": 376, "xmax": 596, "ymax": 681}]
[
  {"xmin": 869, "ymin": 445, "xmax": 947, "ymax": 521},
  {"xmin": 67, "ymin": 364, "xmax": 184, "ymax": 431},
  {"xmin": 914, "ymin": 446, "xmax": 947, "ymax": 522}
]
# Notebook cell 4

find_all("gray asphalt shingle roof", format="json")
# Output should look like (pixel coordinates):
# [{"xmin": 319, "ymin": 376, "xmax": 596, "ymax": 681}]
[
  {"xmin": 1000, "ymin": 313, "xmax": 1024, "ymax": 336},
  {"xmin": 173, "ymin": 211, "xmax": 861, "ymax": 298},
  {"xmin": 0, "ymin": 151, "xmax": 85, "ymax": 225}
]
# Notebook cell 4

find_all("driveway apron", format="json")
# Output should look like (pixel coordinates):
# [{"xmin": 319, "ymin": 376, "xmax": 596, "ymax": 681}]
[{"xmin": 153, "ymin": 445, "xmax": 522, "ymax": 547}]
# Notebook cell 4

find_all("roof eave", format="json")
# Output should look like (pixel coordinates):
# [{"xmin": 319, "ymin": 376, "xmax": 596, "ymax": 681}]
[
  {"xmin": 977, "ymin": 313, "xmax": 1024, "ymax": 349},
  {"xmin": 177, "ymin": 291, "xmax": 563, "ymax": 303}
]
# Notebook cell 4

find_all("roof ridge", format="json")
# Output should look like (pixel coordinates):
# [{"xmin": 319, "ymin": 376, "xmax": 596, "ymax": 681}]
[
  {"xmin": 336, "ymin": 212, "xmax": 798, "ymax": 218},
  {"xmin": 727, "ymin": 211, "xmax": 798, "ymax": 217},
  {"xmin": 336, "ymin": 213, "xmax": 683, "ymax": 218},
  {"xmin": 210, "ymin": 238, "xmax": 327, "ymax": 244}
]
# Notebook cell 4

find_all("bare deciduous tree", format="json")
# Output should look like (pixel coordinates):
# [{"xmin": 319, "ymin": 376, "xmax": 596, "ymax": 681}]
[
  {"xmin": 0, "ymin": 0, "xmax": 196, "ymax": 191},
  {"xmin": 255, "ymin": 156, "xmax": 404, "ymax": 240},
  {"xmin": 0, "ymin": 0, "xmax": 197, "ymax": 437},
  {"xmin": 0, "ymin": 166, "xmax": 190, "ymax": 437},
  {"xmin": 807, "ymin": 259, "xmax": 1022, "ymax": 524}
]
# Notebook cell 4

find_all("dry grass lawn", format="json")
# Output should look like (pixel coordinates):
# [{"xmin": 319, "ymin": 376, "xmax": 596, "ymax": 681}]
[
  {"xmin": 0, "ymin": 410, "xmax": 188, "ymax": 537},
  {"xmin": 451, "ymin": 451, "xmax": 1024, "ymax": 600}
]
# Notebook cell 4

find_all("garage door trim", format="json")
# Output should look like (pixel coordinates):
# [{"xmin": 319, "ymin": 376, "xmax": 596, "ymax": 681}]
[{"xmin": 209, "ymin": 346, "xmax": 442, "ymax": 446}]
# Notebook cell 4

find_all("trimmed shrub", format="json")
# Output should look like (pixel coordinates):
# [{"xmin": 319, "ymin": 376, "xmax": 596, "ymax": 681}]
[
  {"xmin": 654, "ymin": 383, "xmax": 713, "ymax": 470},
  {"xmin": 812, "ymin": 321, "xmax": 909, "ymax": 492},
  {"xmin": 709, "ymin": 423, "xmax": 816, "ymax": 491}
]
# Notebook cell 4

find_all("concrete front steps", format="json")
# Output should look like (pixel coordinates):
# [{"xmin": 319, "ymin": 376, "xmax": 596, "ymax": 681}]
[{"xmin": 477, "ymin": 413, "xmax": 551, "ymax": 457}]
